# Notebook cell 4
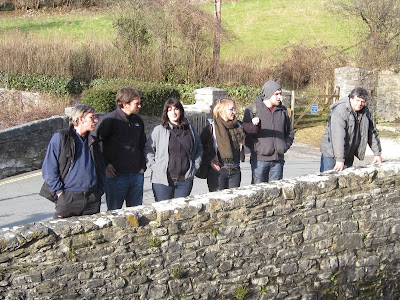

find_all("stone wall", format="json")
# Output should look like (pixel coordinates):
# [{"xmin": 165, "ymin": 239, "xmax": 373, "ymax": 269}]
[
  {"xmin": 0, "ymin": 116, "xmax": 68, "ymax": 179},
  {"xmin": 1, "ymin": 162, "xmax": 400, "ymax": 299},
  {"xmin": 334, "ymin": 67, "xmax": 400, "ymax": 122}
]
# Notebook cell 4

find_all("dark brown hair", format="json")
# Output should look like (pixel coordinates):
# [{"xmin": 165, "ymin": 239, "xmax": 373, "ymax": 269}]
[{"xmin": 161, "ymin": 98, "xmax": 185, "ymax": 128}]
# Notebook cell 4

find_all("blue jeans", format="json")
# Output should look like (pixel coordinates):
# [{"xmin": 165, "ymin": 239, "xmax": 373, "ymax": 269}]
[
  {"xmin": 152, "ymin": 179, "xmax": 193, "ymax": 202},
  {"xmin": 105, "ymin": 172, "xmax": 144, "ymax": 210},
  {"xmin": 320, "ymin": 155, "xmax": 354, "ymax": 172},
  {"xmin": 250, "ymin": 159, "xmax": 284, "ymax": 184},
  {"xmin": 207, "ymin": 167, "xmax": 241, "ymax": 192}
]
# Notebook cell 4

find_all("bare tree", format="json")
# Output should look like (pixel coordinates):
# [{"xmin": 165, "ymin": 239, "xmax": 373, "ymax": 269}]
[{"xmin": 332, "ymin": 0, "xmax": 400, "ymax": 68}]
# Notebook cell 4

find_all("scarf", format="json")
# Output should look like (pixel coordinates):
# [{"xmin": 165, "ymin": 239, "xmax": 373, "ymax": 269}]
[{"xmin": 214, "ymin": 117, "xmax": 245, "ymax": 160}]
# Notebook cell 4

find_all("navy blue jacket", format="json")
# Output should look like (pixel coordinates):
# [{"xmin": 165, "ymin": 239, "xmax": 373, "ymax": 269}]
[{"xmin": 42, "ymin": 127, "xmax": 105, "ymax": 195}]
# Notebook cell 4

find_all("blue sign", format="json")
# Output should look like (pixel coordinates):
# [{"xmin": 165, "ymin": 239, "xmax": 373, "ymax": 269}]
[{"xmin": 311, "ymin": 104, "xmax": 318, "ymax": 114}]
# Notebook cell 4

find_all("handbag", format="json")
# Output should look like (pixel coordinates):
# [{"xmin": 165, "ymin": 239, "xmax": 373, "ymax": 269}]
[
  {"xmin": 195, "ymin": 160, "xmax": 209, "ymax": 179},
  {"xmin": 195, "ymin": 123, "xmax": 213, "ymax": 179}
]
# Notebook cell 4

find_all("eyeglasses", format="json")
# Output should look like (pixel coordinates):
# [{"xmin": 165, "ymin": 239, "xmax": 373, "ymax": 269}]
[{"xmin": 86, "ymin": 115, "xmax": 98, "ymax": 120}]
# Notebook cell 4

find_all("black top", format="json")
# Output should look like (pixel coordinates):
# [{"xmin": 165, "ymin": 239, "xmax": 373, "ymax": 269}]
[
  {"xmin": 93, "ymin": 107, "xmax": 147, "ymax": 173},
  {"xmin": 168, "ymin": 123, "xmax": 193, "ymax": 179}
]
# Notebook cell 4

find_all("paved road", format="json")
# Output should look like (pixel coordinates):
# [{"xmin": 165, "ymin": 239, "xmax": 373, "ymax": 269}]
[{"xmin": 0, "ymin": 144, "xmax": 321, "ymax": 228}]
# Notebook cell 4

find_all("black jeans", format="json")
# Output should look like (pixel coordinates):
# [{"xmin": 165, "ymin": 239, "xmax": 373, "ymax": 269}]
[
  {"xmin": 55, "ymin": 190, "xmax": 101, "ymax": 218},
  {"xmin": 207, "ymin": 167, "xmax": 241, "ymax": 192}
]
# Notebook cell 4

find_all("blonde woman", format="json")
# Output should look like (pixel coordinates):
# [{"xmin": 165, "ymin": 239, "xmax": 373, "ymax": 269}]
[{"xmin": 200, "ymin": 98, "xmax": 245, "ymax": 192}]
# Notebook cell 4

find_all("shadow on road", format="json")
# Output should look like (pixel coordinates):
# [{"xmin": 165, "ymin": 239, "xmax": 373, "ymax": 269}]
[{"xmin": 1, "ymin": 212, "xmax": 54, "ymax": 228}]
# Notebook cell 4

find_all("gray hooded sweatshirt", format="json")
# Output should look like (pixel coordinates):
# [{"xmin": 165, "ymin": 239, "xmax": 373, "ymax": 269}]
[{"xmin": 320, "ymin": 96, "xmax": 381, "ymax": 161}]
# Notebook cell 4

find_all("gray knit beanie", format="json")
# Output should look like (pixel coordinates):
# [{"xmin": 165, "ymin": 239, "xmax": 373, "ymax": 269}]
[{"xmin": 261, "ymin": 80, "xmax": 281, "ymax": 100}]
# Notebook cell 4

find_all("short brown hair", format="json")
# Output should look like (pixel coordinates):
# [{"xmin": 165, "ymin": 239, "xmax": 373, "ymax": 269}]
[{"xmin": 116, "ymin": 87, "xmax": 141, "ymax": 108}]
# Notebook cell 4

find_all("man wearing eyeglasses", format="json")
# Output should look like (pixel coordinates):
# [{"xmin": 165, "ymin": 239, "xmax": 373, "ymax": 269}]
[
  {"xmin": 242, "ymin": 80, "xmax": 294, "ymax": 184},
  {"xmin": 41, "ymin": 105, "xmax": 105, "ymax": 218},
  {"xmin": 93, "ymin": 87, "xmax": 146, "ymax": 210},
  {"xmin": 320, "ymin": 87, "xmax": 382, "ymax": 172}
]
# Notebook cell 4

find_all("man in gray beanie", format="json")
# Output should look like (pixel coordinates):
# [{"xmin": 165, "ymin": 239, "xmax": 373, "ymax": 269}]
[{"xmin": 242, "ymin": 80, "xmax": 294, "ymax": 183}]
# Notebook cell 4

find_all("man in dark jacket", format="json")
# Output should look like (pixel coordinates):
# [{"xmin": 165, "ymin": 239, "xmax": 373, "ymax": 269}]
[
  {"xmin": 320, "ymin": 87, "xmax": 382, "ymax": 172},
  {"xmin": 41, "ymin": 105, "xmax": 105, "ymax": 218},
  {"xmin": 242, "ymin": 80, "xmax": 294, "ymax": 184},
  {"xmin": 93, "ymin": 87, "xmax": 146, "ymax": 210}
]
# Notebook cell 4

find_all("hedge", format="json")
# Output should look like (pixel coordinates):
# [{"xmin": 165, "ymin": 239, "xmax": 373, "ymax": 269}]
[
  {"xmin": 0, "ymin": 72, "xmax": 83, "ymax": 95},
  {"xmin": 88, "ymin": 79, "xmax": 260, "ymax": 109},
  {"xmin": 0, "ymin": 72, "xmax": 260, "ymax": 114},
  {"xmin": 81, "ymin": 80, "xmax": 180, "ymax": 115}
]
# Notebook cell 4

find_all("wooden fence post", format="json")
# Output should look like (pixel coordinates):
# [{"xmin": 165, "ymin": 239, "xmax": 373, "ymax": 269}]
[
  {"xmin": 290, "ymin": 90, "xmax": 295, "ymax": 129},
  {"xmin": 325, "ymin": 81, "xmax": 329, "ymax": 104}
]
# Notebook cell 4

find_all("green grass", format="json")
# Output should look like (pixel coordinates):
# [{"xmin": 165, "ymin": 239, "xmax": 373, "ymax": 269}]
[
  {"xmin": 0, "ymin": 0, "xmax": 362, "ymax": 62},
  {"xmin": 0, "ymin": 10, "xmax": 114, "ymax": 41},
  {"xmin": 202, "ymin": 0, "xmax": 361, "ymax": 60}
]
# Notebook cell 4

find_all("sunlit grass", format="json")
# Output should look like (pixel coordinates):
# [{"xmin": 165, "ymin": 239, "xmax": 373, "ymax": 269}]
[
  {"xmin": 0, "ymin": 9, "xmax": 115, "ymax": 42},
  {"xmin": 0, "ymin": 0, "xmax": 361, "ymax": 61},
  {"xmin": 202, "ymin": 0, "xmax": 361, "ymax": 61}
]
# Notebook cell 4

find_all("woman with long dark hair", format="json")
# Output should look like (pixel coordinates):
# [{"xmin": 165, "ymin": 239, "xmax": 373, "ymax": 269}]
[
  {"xmin": 145, "ymin": 98, "xmax": 203, "ymax": 201},
  {"xmin": 200, "ymin": 98, "xmax": 245, "ymax": 192}
]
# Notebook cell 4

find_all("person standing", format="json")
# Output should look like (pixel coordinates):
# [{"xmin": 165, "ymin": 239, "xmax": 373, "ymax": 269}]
[
  {"xmin": 145, "ymin": 98, "xmax": 202, "ymax": 201},
  {"xmin": 41, "ymin": 105, "xmax": 105, "ymax": 218},
  {"xmin": 242, "ymin": 80, "xmax": 294, "ymax": 184},
  {"xmin": 200, "ymin": 98, "xmax": 245, "ymax": 192},
  {"xmin": 93, "ymin": 87, "xmax": 146, "ymax": 210},
  {"xmin": 320, "ymin": 87, "xmax": 382, "ymax": 172}
]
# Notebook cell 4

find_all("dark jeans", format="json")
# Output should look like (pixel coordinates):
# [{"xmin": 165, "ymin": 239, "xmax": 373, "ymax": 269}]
[
  {"xmin": 250, "ymin": 159, "xmax": 284, "ymax": 184},
  {"xmin": 105, "ymin": 172, "xmax": 144, "ymax": 210},
  {"xmin": 207, "ymin": 167, "xmax": 241, "ymax": 192},
  {"xmin": 152, "ymin": 179, "xmax": 193, "ymax": 202},
  {"xmin": 320, "ymin": 155, "xmax": 354, "ymax": 172},
  {"xmin": 55, "ymin": 190, "xmax": 100, "ymax": 218}
]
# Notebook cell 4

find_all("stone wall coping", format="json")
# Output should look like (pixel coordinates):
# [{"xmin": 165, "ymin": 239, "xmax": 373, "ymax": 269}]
[{"xmin": 1, "ymin": 161, "xmax": 399, "ymax": 254}]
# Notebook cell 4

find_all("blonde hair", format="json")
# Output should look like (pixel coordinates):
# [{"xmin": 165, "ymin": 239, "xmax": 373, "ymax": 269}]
[
  {"xmin": 213, "ymin": 98, "xmax": 235, "ymax": 120},
  {"xmin": 69, "ymin": 105, "xmax": 95, "ymax": 126}
]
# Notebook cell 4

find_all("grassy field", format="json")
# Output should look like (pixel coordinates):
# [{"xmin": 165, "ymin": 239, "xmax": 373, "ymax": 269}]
[
  {"xmin": 0, "ymin": 0, "xmax": 361, "ymax": 62},
  {"xmin": 212, "ymin": 0, "xmax": 360, "ymax": 60},
  {"xmin": 0, "ymin": 9, "xmax": 114, "ymax": 41}
]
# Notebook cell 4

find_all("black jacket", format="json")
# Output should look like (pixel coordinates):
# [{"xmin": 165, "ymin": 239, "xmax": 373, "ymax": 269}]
[{"xmin": 93, "ymin": 107, "xmax": 147, "ymax": 173}]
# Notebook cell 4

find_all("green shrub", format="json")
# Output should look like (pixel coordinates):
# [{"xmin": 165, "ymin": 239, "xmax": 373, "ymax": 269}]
[
  {"xmin": 0, "ymin": 2, "xmax": 14, "ymax": 10},
  {"xmin": 81, "ymin": 79, "xmax": 180, "ymax": 115},
  {"xmin": 0, "ymin": 72, "xmax": 82, "ymax": 95},
  {"xmin": 81, "ymin": 89, "xmax": 117, "ymax": 113},
  {"xmin": 222, "ymin": 85, "xmax": 259, "ymax": 107},
  {"xmin": 174, "ymin": 83, "xmax": 203, "ymax": 105}
]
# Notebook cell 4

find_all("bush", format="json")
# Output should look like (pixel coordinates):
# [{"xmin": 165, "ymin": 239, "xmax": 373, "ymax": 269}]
[
  {"xmin": 0, "ymin": 72, "xmax": 83, "ymax": 95},
  {"xmin": 80, "ymin": 89, "xmax": 117, "ymax": 113},
  {"xmin": 222, "ymin": 85, "xmax": 259, "ymax": 107},
  {"xmin": 113, "ymin": 0, "xmax": 218, "ymax": 84},
  {"xmin": 276, "ymin": 43, "xmax": 346, "ymax": 90},
  {"xmin": 81, "ymin": 79, "xmax": 180, "ymax": 115},
  {"xmin": 174, "ymin": 83, "xmax": 203, "ymax": 105},
  {"xmin": 172, "ymin": 83, "xmax": 259, "ymax": 108},
  {"xmin": 0, "ymin": 2, "xmax": 15, "ymax": 10}
]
